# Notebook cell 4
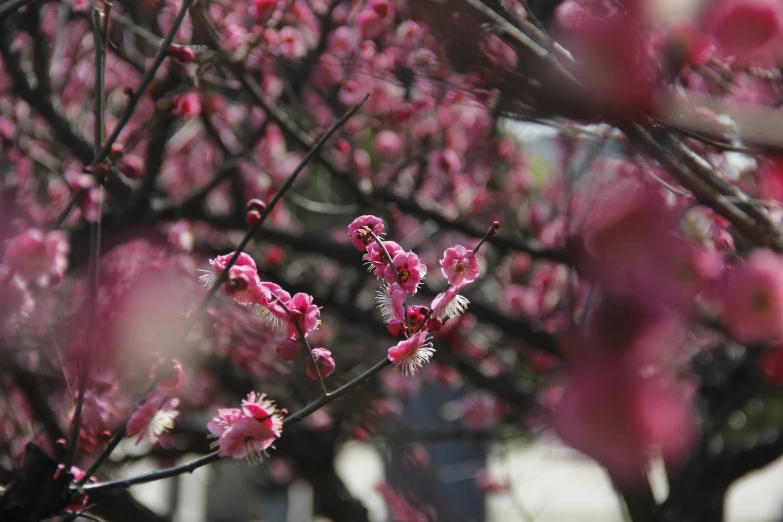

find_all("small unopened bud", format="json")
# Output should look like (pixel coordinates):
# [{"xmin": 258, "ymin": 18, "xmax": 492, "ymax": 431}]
[
  {"xmin": 167, "ymin": 45, "xmax": 180, "ymax": 58},
  {"xmin": 426, "ymin": 317, "xmax": 443, "ymax": 332},
  {"xmin": 178, "ymin": 46, "xmax": 196, "ymax": 63},
  {"xmin": 387, "ymin": 319, "xmax": 405, "ymax": 336},
  {"xmin": 275, "ymin": 338, "xmax": 302, "ymax": 361},
  {"xmin": 110, "ymin": 143, "xmax": 125, "ymax": 160},
  {"xmin": 490, "ymin": 221, "xmax": 500, "ymax": 236},
  {"xmin": 246, "ymin": 209, "xmax": 262, "ymax": 226},
  {"xmin": 122, "ymin": 86, "xmax": 134, "ymax": 97},
  {"xmin": 246, "ymin": 198, "xmax": 267, "ymax": 213}
]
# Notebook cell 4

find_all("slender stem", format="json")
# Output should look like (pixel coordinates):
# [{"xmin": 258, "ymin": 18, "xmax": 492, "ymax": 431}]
[
  {"xmin": 93, "ymin": 0, "xmax": 192, "ymax": 166},
  {"xmin": 76, "ymin": 94, "xmax": 369, "ymax": 484},
  {"xmin": 472, "ymin": 227, "xmax": 494, "ymax": 254},
  {"xmin": 83, "ymin": 357, "xmax": 392, "ymax": 493},
  {"xmin": 364, "ymin": 228, "xmax": 412, "ymax": 334},
  {"xmin": 83, "ymin": 451, "xmax": 222, "ymax": 492},
  {"xmin": 64, "ymin": 12, "xmax": 105, "ymax": 470},
  {"xmin": 270, "ymin": 294, "xmax": 328, "ymax": 395}
]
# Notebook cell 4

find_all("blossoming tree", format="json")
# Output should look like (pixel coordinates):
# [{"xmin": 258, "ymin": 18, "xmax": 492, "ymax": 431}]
[{"xmin": 3, "ymin": 0, "xmax": 783, "ymax": 520}]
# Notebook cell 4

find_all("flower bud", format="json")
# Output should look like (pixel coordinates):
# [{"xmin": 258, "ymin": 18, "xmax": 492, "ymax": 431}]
[
  {"xmin": 306, "ymin": 348, "xmax": 335, "ymax": 379},
  {"xmin": 246, "ymin": 209, "xmax": 262, "ymax": 226},
  {"xmin": 178, "ymin": 46, "xmax": 196, "ymax": 63},
  {"xmin": 426, "ymin": 317, "xmax": 443, "ymax": 332},
  {"xmin": 387, "ymin": 319, "xmax": 405, "ymax": 336},
  {"xmin": 246, "ymin": 198, "xmax": 267, "ymax": 213},
  {"xmin": 275, "ymin": 338, "xmax": 302, "ymax": 361}
]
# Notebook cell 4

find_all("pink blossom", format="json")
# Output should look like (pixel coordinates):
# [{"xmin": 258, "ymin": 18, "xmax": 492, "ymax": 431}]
[
  {"xmin": 338, "ymin": 79, "xmax": 368, "ymax": 106},
  {"xmin": 706, "ymin": 0, "xmax": 782, "ymax": 56},
  {"xmin": 374, "ymin": 130, "xmax": 404, "ymax": 159},
  {"xmin": 256, "ymin": 282, "xmax": 292, "ymax": 323},
  {"xmin": 721, "ymin": 249, "xmax": 783, "ymax": 343},
  {"xmin": 388, "ymin": 331, "xmax": 435, "ymax": 375},
  {"xmin": 348, "ymin": 215, "xmax": 385, "ymax": 251},
  {"xmin": 208, "ymin": 251, "xmax": 257, "ymax": 273},
  {"xmin": 440, "ymin": 245, "xmax": 480, "ymax": 286},
  {"xmin": 364, "ymin": 240, "xmax": 404, "ymax": 273},
  {"xmin": 306, "ymin": 348, "xmax": 336, "ymax": 379},
  {"xmin": 3, "ymin": 229, "xmax": 69, "ymax": 286},
  {"xmin": 174, "ymin": 93, "xmax": 201, "ymax": 119},
  {"xmin": 431, "ymin": 284, "xmax": 470, "ymax": 319},
  {"xmin": 127, "ymin": 392, "xmax": 180, "ymax": 445},
  {"xmin": 275, "ymin": 27, "xmax": 307, "ymax": 59},
  {"xmin": 226, "ymin": 265, "xmax": 266, "ymax": 305},
  {"xmin": 329, "ymin": 26, "xmax": 359, "ymax": 58},
  {"xmin": 551, "ymin": 358, "xmax": 697, "ymax": 484},
  {"xmin": 376, "ymin": 282, "xmax": 406, "ymax": 323},
  {"xmin": 208, "ymin": 393, "xmax": 283, "ymax": 462},
  {"xmin": 286, "ymin": 292, "xmax": 320, "ymax": 338},
  {"xmin": 251, "ymin": 0, "xmax": 277, "ymax": 20},
  {"xmin": 200, "ymin": 252, "xmax": 268, "ymax": 305},
  {"xmin": 275, "ymin": 338, "xmax": 302, "ymax": 361},
  {"xmin": 386, "ymin": 251, "xmax": 426, "ymax": 295}
]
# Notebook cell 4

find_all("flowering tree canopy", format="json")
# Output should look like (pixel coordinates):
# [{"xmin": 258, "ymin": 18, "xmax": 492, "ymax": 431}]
[{"xmin": 3, "ymin": 0, "xmax": 783, "ymax": 520}]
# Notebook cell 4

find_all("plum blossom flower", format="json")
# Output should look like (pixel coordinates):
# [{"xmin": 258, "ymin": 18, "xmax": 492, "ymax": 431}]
[
  {"xmin": 126, "ymin": 393, "xmax": 180, "ymax": 445},
  {"xmin": 200, "ymin": 252, "xmax": 267, "ymax": 306},
  {"xmin": 3, "ymin": 229, "xmax": 69, "ymax": 286},
  {"xmin": 431, "ymin": 284, "xmax": 470, "ymax": 319},
  {"xmin": 388, "ymin": 330, "xmax": 435, "ymax": 375},
  {"xmin": 440, "ymin": 245, "xmax": 480, "ymax": 286},
  {"xmin": 306, "ymin": 348, "xmax": 336, "ymax": 379},
  {"xmin": 364, "ymin": 240, "xmax": 404, "ymax": 274},
  {"xmin": 376, "ymin": 282, "xmax": 406, "ymax": 323},
  {"xmin": 387, "ymin": 251, "xmax": 426, "ymax": 295},
  {"xmin": 208, "ymin": 392, "xmax": 283, "ymax": 462},
  {"xmin": 348, "ymin": 215, "xmax": 385, "ymax": 251},
  {"xmin": 255, "ymin": 282, "xmax": 292, "ymax": 324},
  {"xmin": 720, "ymin": 249, "xmax": 783, "ymax": 343},
  {"xmin": 286, "ymin": 292, "xmax": 320, "ymax": 338}
]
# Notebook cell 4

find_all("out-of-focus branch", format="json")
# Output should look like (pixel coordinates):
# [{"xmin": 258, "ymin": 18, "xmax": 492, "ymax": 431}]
[{"xmin": 0, "ymin": 22, "xmax": 94, "ymax": 164}]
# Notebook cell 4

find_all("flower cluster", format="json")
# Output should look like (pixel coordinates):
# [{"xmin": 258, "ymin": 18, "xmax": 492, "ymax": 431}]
[
  {"xmin": 207, "ymin": 392, "xmax": 284, "ymax": 462},
  {"xmin": 200, "ymin": 251, "xmax": 334, "ymax": 379},
  {"xmin": 347, "ymin": 215, "xmax": 483, "ymax": 375}
]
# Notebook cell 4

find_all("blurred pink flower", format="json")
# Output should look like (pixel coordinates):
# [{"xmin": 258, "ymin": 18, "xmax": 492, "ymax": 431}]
[
  {"xmin": 721, "ymin": 249, "xmax": 783, "ymax": 343},
  {"xmin": 3, "ymin": 229, "xmax": 68, "ymax": 286}
]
